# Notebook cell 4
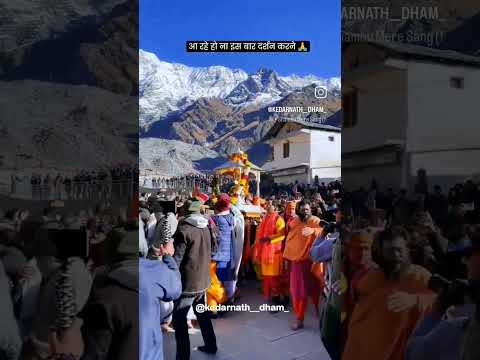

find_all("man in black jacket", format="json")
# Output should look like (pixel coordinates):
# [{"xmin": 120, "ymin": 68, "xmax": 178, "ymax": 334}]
[
  {"xmin": 80, "ymin": 223, "xmax": 139, "ymax": 360},
  {"xmin": 172, "ymin": 199, "xmax": 217, "ymax": 360}
]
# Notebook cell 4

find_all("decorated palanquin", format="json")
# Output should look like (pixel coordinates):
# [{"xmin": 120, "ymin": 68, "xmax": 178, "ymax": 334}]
[
  {"xmin": 215, "ymin": 151, "xmax": 261, "ymax": 207},
  {"xmin": 214, "ymin": 152, "xmax": 263, "ymax": 259},
  {"xmin": 215, "ymin": 149, "xmax": 264, "ymax": 255},
  {"xmin": 205, "ymin": 151, "xmax": 264, "ymax": 307}
]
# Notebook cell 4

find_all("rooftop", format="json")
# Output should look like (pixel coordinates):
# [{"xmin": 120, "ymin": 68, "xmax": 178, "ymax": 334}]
[
  {"xmin": 347, "ymin": 41, "xmax": 480, "ymax": 68},
  {"xmin": 262, "ymin": 110, "xmax": 341, "ymax": 142}
]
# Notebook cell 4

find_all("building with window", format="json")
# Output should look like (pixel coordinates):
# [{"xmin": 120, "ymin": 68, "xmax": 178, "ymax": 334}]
[
  {"xmin": 342, "ymin": 41, "xmax": 480, "ymax": 191},
  {"xmin": 261, "ymin": 111, "xmax": 341, "ymax": 185}
]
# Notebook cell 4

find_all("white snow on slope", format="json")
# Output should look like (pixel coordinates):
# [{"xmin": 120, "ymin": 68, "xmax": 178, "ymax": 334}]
[
  {"xmin": 140, "ymin": 50, "xmax": 248, "ymax": 128},
  {"xmin": 139, "ymin": 49, "xmax": 341, "ymax": 128}
]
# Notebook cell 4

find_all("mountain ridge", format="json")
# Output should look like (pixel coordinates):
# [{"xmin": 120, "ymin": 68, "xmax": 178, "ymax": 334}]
[{"xmin": 139, "ymin": 50, "xmax": 341, "ymax": 131}]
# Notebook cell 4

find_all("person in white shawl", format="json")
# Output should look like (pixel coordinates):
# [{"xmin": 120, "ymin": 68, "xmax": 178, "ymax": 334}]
[{"xmin": 227, "ymin": 204, "xmax": 245, "ymax": 301}]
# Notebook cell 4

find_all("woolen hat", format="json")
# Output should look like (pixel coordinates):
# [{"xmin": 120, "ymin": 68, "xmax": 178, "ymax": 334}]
[
  {"xmin": 215, "ymin": 194, "xmax": 231, "ymax": 213},
  {"xmin": 196, "ymin": 192, "xmax": 210, "ymax": 204},
  {"xmin": 184, "ymin": 199, "xmax": 202, "ymax": 214}
]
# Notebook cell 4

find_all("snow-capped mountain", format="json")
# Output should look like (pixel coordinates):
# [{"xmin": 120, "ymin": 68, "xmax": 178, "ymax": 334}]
[
  {"xmin": 224, "ymin": 69, "xmax": 342, "ymax": 108},
  {"xmin": 224, "ymin": 67, "xmax": 292, "ymax": 106},
  {"xmin": 139, "ymin": 49, "xmax": 342, "ymax": 129},
  {"xmin": 139, "ymin": 50, "xmax": 342, "ymax": 175},
  {"xmin": 281, "ymin": 74, "xmax": 341, "ymax": 91},
  {"xmin": 140, "ymin": 50, "xmax": 248, "ymax": 128}
]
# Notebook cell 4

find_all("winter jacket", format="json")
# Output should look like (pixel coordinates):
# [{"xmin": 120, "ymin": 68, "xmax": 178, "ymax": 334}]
[
  {"xmin": 139, "ymin": 256, "xmax": 181, "ymax": 360},
  {"xmin": 80, "ymin": 259, "xmax": 138, "ymax": 360},
  {"xmin": 173, "ymin": 214, "xmax": 212, "ymax": 295},
  {"xmin": 310, "ymin": 232, "xmax": 342, "ymax": 360},
  {"xmin": 212, "ymin": 214, "xmax": 234, "ymax": 263},
  {"xmin": 310, "ymin": 232, "xmax": 338, "ymax": 296}
]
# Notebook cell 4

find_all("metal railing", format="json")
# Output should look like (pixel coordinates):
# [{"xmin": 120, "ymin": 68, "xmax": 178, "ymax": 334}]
[
  {"xmin": 5, "ymin": 180, "xmax": 138, "ymax": 201},
  {"xmin": 141, "ymin": 176, "xmax": 213, "ymax": 193}
]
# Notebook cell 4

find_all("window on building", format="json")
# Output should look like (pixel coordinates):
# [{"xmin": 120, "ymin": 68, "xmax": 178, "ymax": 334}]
[
  {"xmin": 343, "ymin": 90, "xmax": 358, "ymax": 128},
  {"xmin": 328, "ymin": 136, "xmax": 334, "ymax": 142},
  {"xmin": 283, "ymin": 141, "xmax": 290, "ymax": 158},
  {"xmin": 450, "ymin": 77, "xmax": 464, "ymax": 89}
]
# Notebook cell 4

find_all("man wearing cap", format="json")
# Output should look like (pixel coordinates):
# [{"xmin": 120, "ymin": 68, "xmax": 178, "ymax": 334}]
[
  {"xmin": 149, "ymin": 206, "xmax": 178, "ymax": 333},
  {"xmin": 407, "ymin": 233, "xmax": 480, "ymax": 360},
  {"xmin": 172, "ymin": 199, "xmax": 217, "ymax": 359}
]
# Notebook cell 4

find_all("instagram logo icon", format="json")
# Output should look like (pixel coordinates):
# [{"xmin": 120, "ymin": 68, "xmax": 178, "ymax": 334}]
[{"xmin": 314, "ymin": 86, "xmax": 328, "ymax": 99}]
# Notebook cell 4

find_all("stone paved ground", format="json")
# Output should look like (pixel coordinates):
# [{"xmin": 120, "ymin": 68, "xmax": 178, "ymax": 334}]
[{"xmin": 164, "ymin": 281, "xmax": 331, "ymax": 360}]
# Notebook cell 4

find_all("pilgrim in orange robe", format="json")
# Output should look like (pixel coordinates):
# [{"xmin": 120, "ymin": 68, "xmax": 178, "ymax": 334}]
[
  {"xmin": 254, "ymin": 211, "xmax": 286, "ymax": 300},
  {"xmin": 283, "ymin": 216, "xmax": 322, "ymax": 321},
  {"xmin": 342, "ymin": 265, "xmax": 435, "ymax": 360}
]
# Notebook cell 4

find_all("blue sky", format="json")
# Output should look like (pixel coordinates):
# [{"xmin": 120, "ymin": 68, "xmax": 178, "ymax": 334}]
[{"xmin": 140, "ymin": 0, "xmax": 340, "ymax": 77}]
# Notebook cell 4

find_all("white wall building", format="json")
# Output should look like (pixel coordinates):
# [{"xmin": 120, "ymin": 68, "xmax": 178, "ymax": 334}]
[
  {"xmin": 262, "ymin": 113, "xmax": 341, "ymax": 185},
  {"xmin": 342, "ymin": 41, "xmax": 480, "ymax": 191}
]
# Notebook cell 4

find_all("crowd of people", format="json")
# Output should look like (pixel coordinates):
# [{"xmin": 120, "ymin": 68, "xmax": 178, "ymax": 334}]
[
  {"xmin": 141, "ymin": 174, "xmax": 214, "ymax": 193},
  {"xmin": 140, "ymin": 174, "xmax": 480, "ymax": 360},
  {"xmin": 138, "ymin": 178, "xmax": 342, "ymax": 360},
  {"xmin": 4, "ymin": 170, "xmax": 479, "ymax": 360},
  {"xmin": 263, "ymin": 178, "xmax": 342, "ymax": 199},
  {"xmin": 338, "ymin": 178, "xmax": 480, "ymax": 360},
  {"xmin": 9, "ymin": 166, "xmax": 139, "ymax": 201},
  {"xmin": 0, "ymin": 198, "xmax": 140, "ymax": 360}
]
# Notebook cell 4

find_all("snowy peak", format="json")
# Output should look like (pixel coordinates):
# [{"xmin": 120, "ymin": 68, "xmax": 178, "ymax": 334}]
[
  {"xmin": 139, "ymin": 49, "xmax": 341, "ymax": 129},
  {"xmin": 280, "ymin": 74, "xmax": 341, "ymax": 91},
  {"xmin": 139, "ymin": 49, "xmax": 247, "ymax": 128},
  {"xmin": 225, "ymin": 67, "xmax": 291, "ymax": 106},
  {"xmin": 254, "ymin": 67, "xmax": 291, "ymax": 92}
]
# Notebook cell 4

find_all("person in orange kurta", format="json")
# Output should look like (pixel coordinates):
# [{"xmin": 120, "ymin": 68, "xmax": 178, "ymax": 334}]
[
  {"xmin": 342, "ymin": 227, "xmax": 435, "ymax": 360},
  {"xmin": 254, "ymin": 201, "xmax": 286, "ymax": 306},
  {"xmin": 277, "ymin": 201, "xmax": 298, "ymax": 303},
  {"xmin": 283, "ymin": 200, "xmax": 323, "ymax": 330},
  {"xmin": 282, "ymin": 201, "xmax": 298, "ymax": 232}
]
